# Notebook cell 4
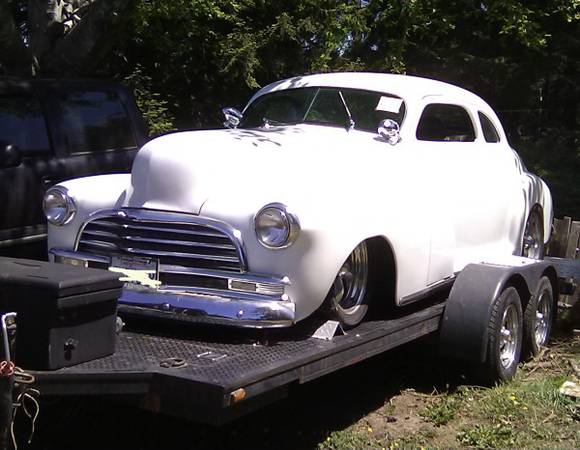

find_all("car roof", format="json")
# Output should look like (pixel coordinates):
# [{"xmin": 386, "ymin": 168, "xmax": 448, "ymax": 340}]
[{"xmin": 249, "ymin": 72, "xmax": 488, "ymax": 107}]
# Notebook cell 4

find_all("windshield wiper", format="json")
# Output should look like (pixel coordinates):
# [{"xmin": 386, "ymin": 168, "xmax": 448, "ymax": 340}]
[{"xmin": 338, "ymin": 91, "xmax": 355, "ymax": 131}]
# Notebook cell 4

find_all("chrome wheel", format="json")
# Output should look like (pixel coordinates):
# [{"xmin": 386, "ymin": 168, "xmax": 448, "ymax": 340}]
[
  {"xmin": 500, "ymin": 303, "xmax": 520, "ymax": 369},
  {"xmin": 329, "ymin": 242, "xmax": 369, "ymax": 322},
  {"xmin": 522, "ymin": 212, "xmax": 543, "ymax": 259},
  {"xmin": 534, "ymin": 290, "xmax": 551, "ymax": 347}
]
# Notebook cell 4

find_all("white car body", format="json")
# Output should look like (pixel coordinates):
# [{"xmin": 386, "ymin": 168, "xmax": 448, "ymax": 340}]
[{"xmin": 47, "ymin": 73, "xmax": 553, "ymax": 328}]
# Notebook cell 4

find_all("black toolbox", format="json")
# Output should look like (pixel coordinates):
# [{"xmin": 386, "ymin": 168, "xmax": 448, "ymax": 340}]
[{"xmin": 0, "ymin": 257, "xmax": 122, "ymax": 370}]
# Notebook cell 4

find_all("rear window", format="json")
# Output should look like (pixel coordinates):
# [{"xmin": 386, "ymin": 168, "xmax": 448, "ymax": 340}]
[
  {"xmin": 479, "ymin": 111, "xmax": 501, "ymax": 143},
  {"xmin": 0, "ymin": 95, "xmax": 51, "ymax": 155},
  {"xmin": 58, "ymin": 90, "xmax": 136, "ymax": 153}
]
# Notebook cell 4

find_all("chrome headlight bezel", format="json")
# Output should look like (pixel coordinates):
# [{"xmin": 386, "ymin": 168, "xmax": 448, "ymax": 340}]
[
  {"xmin": 43, "ymin": 186, "xmax": 77, "ymax": 226},
  {"xmin": 254, "ymin": 203, "xmax": 300, "ymax": 249}
]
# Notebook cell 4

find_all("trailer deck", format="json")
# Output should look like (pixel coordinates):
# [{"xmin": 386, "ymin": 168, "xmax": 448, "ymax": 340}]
[
  {"xmin": 22, "ymin": 257, "xmax": 580, "ymax": 424},
  {"xmin": 30, "ymin": 301, "xmax": 445, "ymax": 424}
]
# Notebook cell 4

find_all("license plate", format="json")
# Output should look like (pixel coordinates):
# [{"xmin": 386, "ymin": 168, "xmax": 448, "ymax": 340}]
[{"xmin": 109, "ymin": 256, "xmax": 160, "ymax": 289}]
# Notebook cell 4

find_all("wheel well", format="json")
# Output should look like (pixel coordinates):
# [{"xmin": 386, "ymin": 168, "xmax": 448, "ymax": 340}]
[
  {"xmin": 530, "ymin": 203, "xmax": 545, "ymax": 238},
  {"xmin": 365, "ymin": 236, "xmax": 396, "ymax": 317}
]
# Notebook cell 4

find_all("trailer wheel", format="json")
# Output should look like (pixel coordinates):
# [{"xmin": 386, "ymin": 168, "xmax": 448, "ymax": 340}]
[
  {"xmin": 523, "ymin": 276, "xmax": 553, "ymax": 358},
  {"xmin": 325, "ymin": 241, "xmax": 370, "ymax": 328},
  {"xmin": 484, "ymin": 287, "xmax": 523, "ymax": 383}
]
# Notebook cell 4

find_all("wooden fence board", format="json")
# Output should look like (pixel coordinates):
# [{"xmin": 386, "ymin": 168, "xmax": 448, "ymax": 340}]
[
  {"xmin": 550, "ymin": 216, "xmax": 572, "ymax": 257},
  {"xmin": 565, "ymin": 221, "xmax": 580, "ymax": 260}
]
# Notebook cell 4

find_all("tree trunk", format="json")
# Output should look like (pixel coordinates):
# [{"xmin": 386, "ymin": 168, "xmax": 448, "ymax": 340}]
[{"xmin": 0, "ymin": 0, "xmax": 31, "ymax": 75}]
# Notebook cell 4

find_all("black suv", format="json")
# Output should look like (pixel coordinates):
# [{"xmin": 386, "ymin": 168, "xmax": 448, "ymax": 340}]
[{"xmin": 0, "ymin": 78, "xmax": 148, "ymax": 257}]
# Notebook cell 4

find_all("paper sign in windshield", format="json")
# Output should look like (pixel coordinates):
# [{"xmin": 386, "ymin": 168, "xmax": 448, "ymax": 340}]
[{"xmin": 375, "ymin": 96, "xmax": 403, "ymax": 113}]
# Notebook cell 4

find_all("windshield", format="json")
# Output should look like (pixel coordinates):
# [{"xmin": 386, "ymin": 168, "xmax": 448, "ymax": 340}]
[{"xmin": 239, "ymin": 87, "xmax": 405, "ymax": 132}]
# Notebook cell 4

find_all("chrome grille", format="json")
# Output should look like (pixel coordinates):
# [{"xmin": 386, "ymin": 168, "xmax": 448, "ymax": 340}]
[{"xmin": 76, "ymin": 209, "xmax": 244, "ymax": 273}]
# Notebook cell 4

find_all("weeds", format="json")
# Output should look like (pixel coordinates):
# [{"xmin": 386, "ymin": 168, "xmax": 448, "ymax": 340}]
[
  {"xmin": 457, "ymin": 423, "xmax": 517, "ymax": 449},
  {"xmin": 419, "ymin": 396, "xmax": 459, "ymax": 426}
]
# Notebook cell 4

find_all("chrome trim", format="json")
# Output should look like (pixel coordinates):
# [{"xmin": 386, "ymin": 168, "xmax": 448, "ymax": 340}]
[
  {"xmin": 74, "ymin": 208, "xmax": 248, "ymax": 272},
  {"xmin": 118, "ymin": 290, "xmax": 295, "ymax": 328},
  {"xmin": 50, "ymin": 248, "xmax": 294, "ymax": 327},
  {"xmin": 50, "ymin": 248, "xmax": 289, "ymax": 289},
  {"xmin": 254, "ymin": 203, "xmax": 300, "ymax": 249}
]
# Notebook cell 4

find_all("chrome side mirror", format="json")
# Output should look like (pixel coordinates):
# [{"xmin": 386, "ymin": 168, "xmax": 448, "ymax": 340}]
[
  {"xmin": 222, "ymin": 107, "xmax": 243, "ymax": 129},
  {"xmin": 378, "ymin": 119, "xmax": 401, "ymax": 145}
]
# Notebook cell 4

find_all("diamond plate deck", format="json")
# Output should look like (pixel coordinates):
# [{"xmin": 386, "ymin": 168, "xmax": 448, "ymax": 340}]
[{"xmin": 30, "ymin": 302, "xmax": 445, "ymax": 423}]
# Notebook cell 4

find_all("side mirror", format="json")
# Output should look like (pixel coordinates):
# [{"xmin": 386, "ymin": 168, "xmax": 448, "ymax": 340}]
[
  {"xmin": 222, "ymin": 107, "xmax": 243, "ymax": 129},
  {"xmin": 378, "ymin": 119, "xmax": 401, "ymax": 145},
  {"xmin": 0, "ymin": 141, "xmax": 22, "ymax": 168}
]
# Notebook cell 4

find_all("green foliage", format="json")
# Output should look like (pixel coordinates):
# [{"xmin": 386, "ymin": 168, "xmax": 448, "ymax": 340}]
[
  {"xmin": 318, "ymin": 429, "xmax": 378, "ymax": 450},
  {"xmin": 457, "ymin": 423, "xmax": 518, "ymax": 449},
  {"xmin": 124, "ymin": 65, "xmax": 176, "ymax": 136},
  {"xmin": 454, "ymin": 375, "xmax": 580, "ymax": 448},
  {"xmin": 420, "ymin": 395, "xmax": 459, "ymax": 426}
]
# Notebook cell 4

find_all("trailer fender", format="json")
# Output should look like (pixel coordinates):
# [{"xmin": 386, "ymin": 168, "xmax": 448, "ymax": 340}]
[{"xmin": 439, "ymin": 260, "xmax": 556, "ymax": 364}]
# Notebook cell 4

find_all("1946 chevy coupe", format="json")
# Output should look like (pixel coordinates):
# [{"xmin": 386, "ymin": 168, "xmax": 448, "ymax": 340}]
[{"xmin": 45, "ymin": 72, "xmax": 553, "ymax": 328}]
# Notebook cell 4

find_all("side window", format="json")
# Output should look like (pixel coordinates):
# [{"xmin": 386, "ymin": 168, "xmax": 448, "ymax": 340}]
[
  {"xmin": 0, "ymin": 95, "xmax": 51, "ymax": 155},
  {"xmin": 58, "ymin": 90, "xmax": 137, "ymax": 153},
  {"xmin": 341, "ymin": 90, "xmax": 405, "ymax": 132},
  {"xmin": 416, "ymin": 104, "xmax": 476, "ymax": 142},
  {"xmin": 479, "ymin": 111, "xmax": 500, "ymax": 143}
]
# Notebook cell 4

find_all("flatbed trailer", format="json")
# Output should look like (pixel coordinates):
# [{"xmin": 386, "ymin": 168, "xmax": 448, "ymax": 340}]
[
  {"xmin": 30, "ymin": 301, "xmax": 445, "ymax": 425},
  {"xmin": 18, "ymin": 257, "xmax": 580, "ymax": 425}
]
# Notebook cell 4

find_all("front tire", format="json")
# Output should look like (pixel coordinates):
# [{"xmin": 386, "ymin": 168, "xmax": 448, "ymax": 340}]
[
  {"xmin": 325, "ymin": 242, "xmax": 370, "ymax": 328},
  {"xmin": 522, "ymin": 276, "xmax": 554, "ymax": 359},
  {"xmin": 484, "ymin": 287, "xmax": 523, "ymax": 383}
]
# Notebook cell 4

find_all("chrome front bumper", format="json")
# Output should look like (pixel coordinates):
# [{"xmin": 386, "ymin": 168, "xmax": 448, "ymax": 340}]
[{"xmin": 50, "ymin": 249, "xmax": 295, "ymax": 328}]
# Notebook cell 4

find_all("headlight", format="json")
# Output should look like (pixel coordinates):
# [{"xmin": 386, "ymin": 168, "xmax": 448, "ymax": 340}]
[
  {"xmin": 43, "ymin": 186, "xmax": 76, "ymax": 226},
  {"xmin": 254, "ymin": 203, "xmax": 300, "ymax": 249}
]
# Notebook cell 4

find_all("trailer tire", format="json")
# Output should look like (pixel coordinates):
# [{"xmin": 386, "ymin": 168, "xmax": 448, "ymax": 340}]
[
  {"xmin": 484, "ymin": 286, "xmax": 523, "ymax": 384},
  {"xmin": 522, "ymin": 276, "xmax": 553, "ymax": 359}
]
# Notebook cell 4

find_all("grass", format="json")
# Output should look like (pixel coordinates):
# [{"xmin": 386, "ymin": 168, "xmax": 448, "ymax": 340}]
[
  {"xmin": 318, "ymin": 336, "xmax": 579, "ymax": 450},
  {"xmin": 419, "ymin": 395, "xmax": 459, "ymax": 426}
]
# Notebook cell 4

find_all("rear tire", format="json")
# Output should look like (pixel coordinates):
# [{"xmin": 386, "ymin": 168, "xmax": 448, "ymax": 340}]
[
  {"xmin": 483, "ymin": 287, "xmax": 523, "ymax": 384},
  {"xmin": 522, "ymin": 276, "xmax": 554, "ymax": 359},
  {"xmin": 522, "ymin": 211, "xmax": 544, "ymax": 260}
]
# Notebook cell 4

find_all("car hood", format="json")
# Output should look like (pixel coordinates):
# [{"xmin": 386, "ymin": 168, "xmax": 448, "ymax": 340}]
[{"xmin": 125, "ymin": 125, "xmax": 401, "ymax": 215}]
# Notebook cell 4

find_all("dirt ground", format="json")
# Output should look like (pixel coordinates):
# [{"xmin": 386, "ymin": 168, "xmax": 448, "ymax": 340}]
[{"xmin": 15, "ymin": 331, "xmax": 580, "ymax": 450}]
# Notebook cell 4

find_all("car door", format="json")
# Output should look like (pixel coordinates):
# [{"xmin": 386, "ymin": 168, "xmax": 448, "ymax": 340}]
[
  {"xmin": 413, "ymin": 99, "xmax": 509, "ymax": 281},
  {"xmin": 0, "ymin": 89, "xmax": 62, "ymax": 247},
  {"xmin": 47, "ymin": 83, "xmax": 145, "ymax": 186}
]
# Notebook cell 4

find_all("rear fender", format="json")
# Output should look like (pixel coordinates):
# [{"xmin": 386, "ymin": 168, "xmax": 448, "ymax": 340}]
[{"xmin": 439, "ymin": 260, "xmax": 557, "ymax": 363}]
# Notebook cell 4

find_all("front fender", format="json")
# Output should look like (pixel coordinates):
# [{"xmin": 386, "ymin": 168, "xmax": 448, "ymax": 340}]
[{"xmin": 47, "ymin": 174, "xmax": 131, "ymax": 255}]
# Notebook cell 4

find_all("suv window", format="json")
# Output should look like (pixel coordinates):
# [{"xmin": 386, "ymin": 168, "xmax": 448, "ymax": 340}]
[
  {"xmin": 479, "ymin": 111, "xmax": 500, "ymax": 143},
  {"xmin": 59, "ymin": 90, "xmax": 136, "ymax": 153},
  {"xmin": 0, "ymin": 96, "xmax": 51, "ymax": 155},
  {"xmin": 416, "ymin": 104, "xmax": 476, "ymax": 142}
]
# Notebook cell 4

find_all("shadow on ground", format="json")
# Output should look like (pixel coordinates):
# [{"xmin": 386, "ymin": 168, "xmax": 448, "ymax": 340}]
[{"xmin": 21, "ymin": 336, "xmax": 472, "ymax": 450}]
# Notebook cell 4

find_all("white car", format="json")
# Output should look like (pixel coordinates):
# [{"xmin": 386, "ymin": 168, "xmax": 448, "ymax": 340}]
[{"xmin": 44, "ymin": 72, "xmax": 553, "ymax": 328}]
